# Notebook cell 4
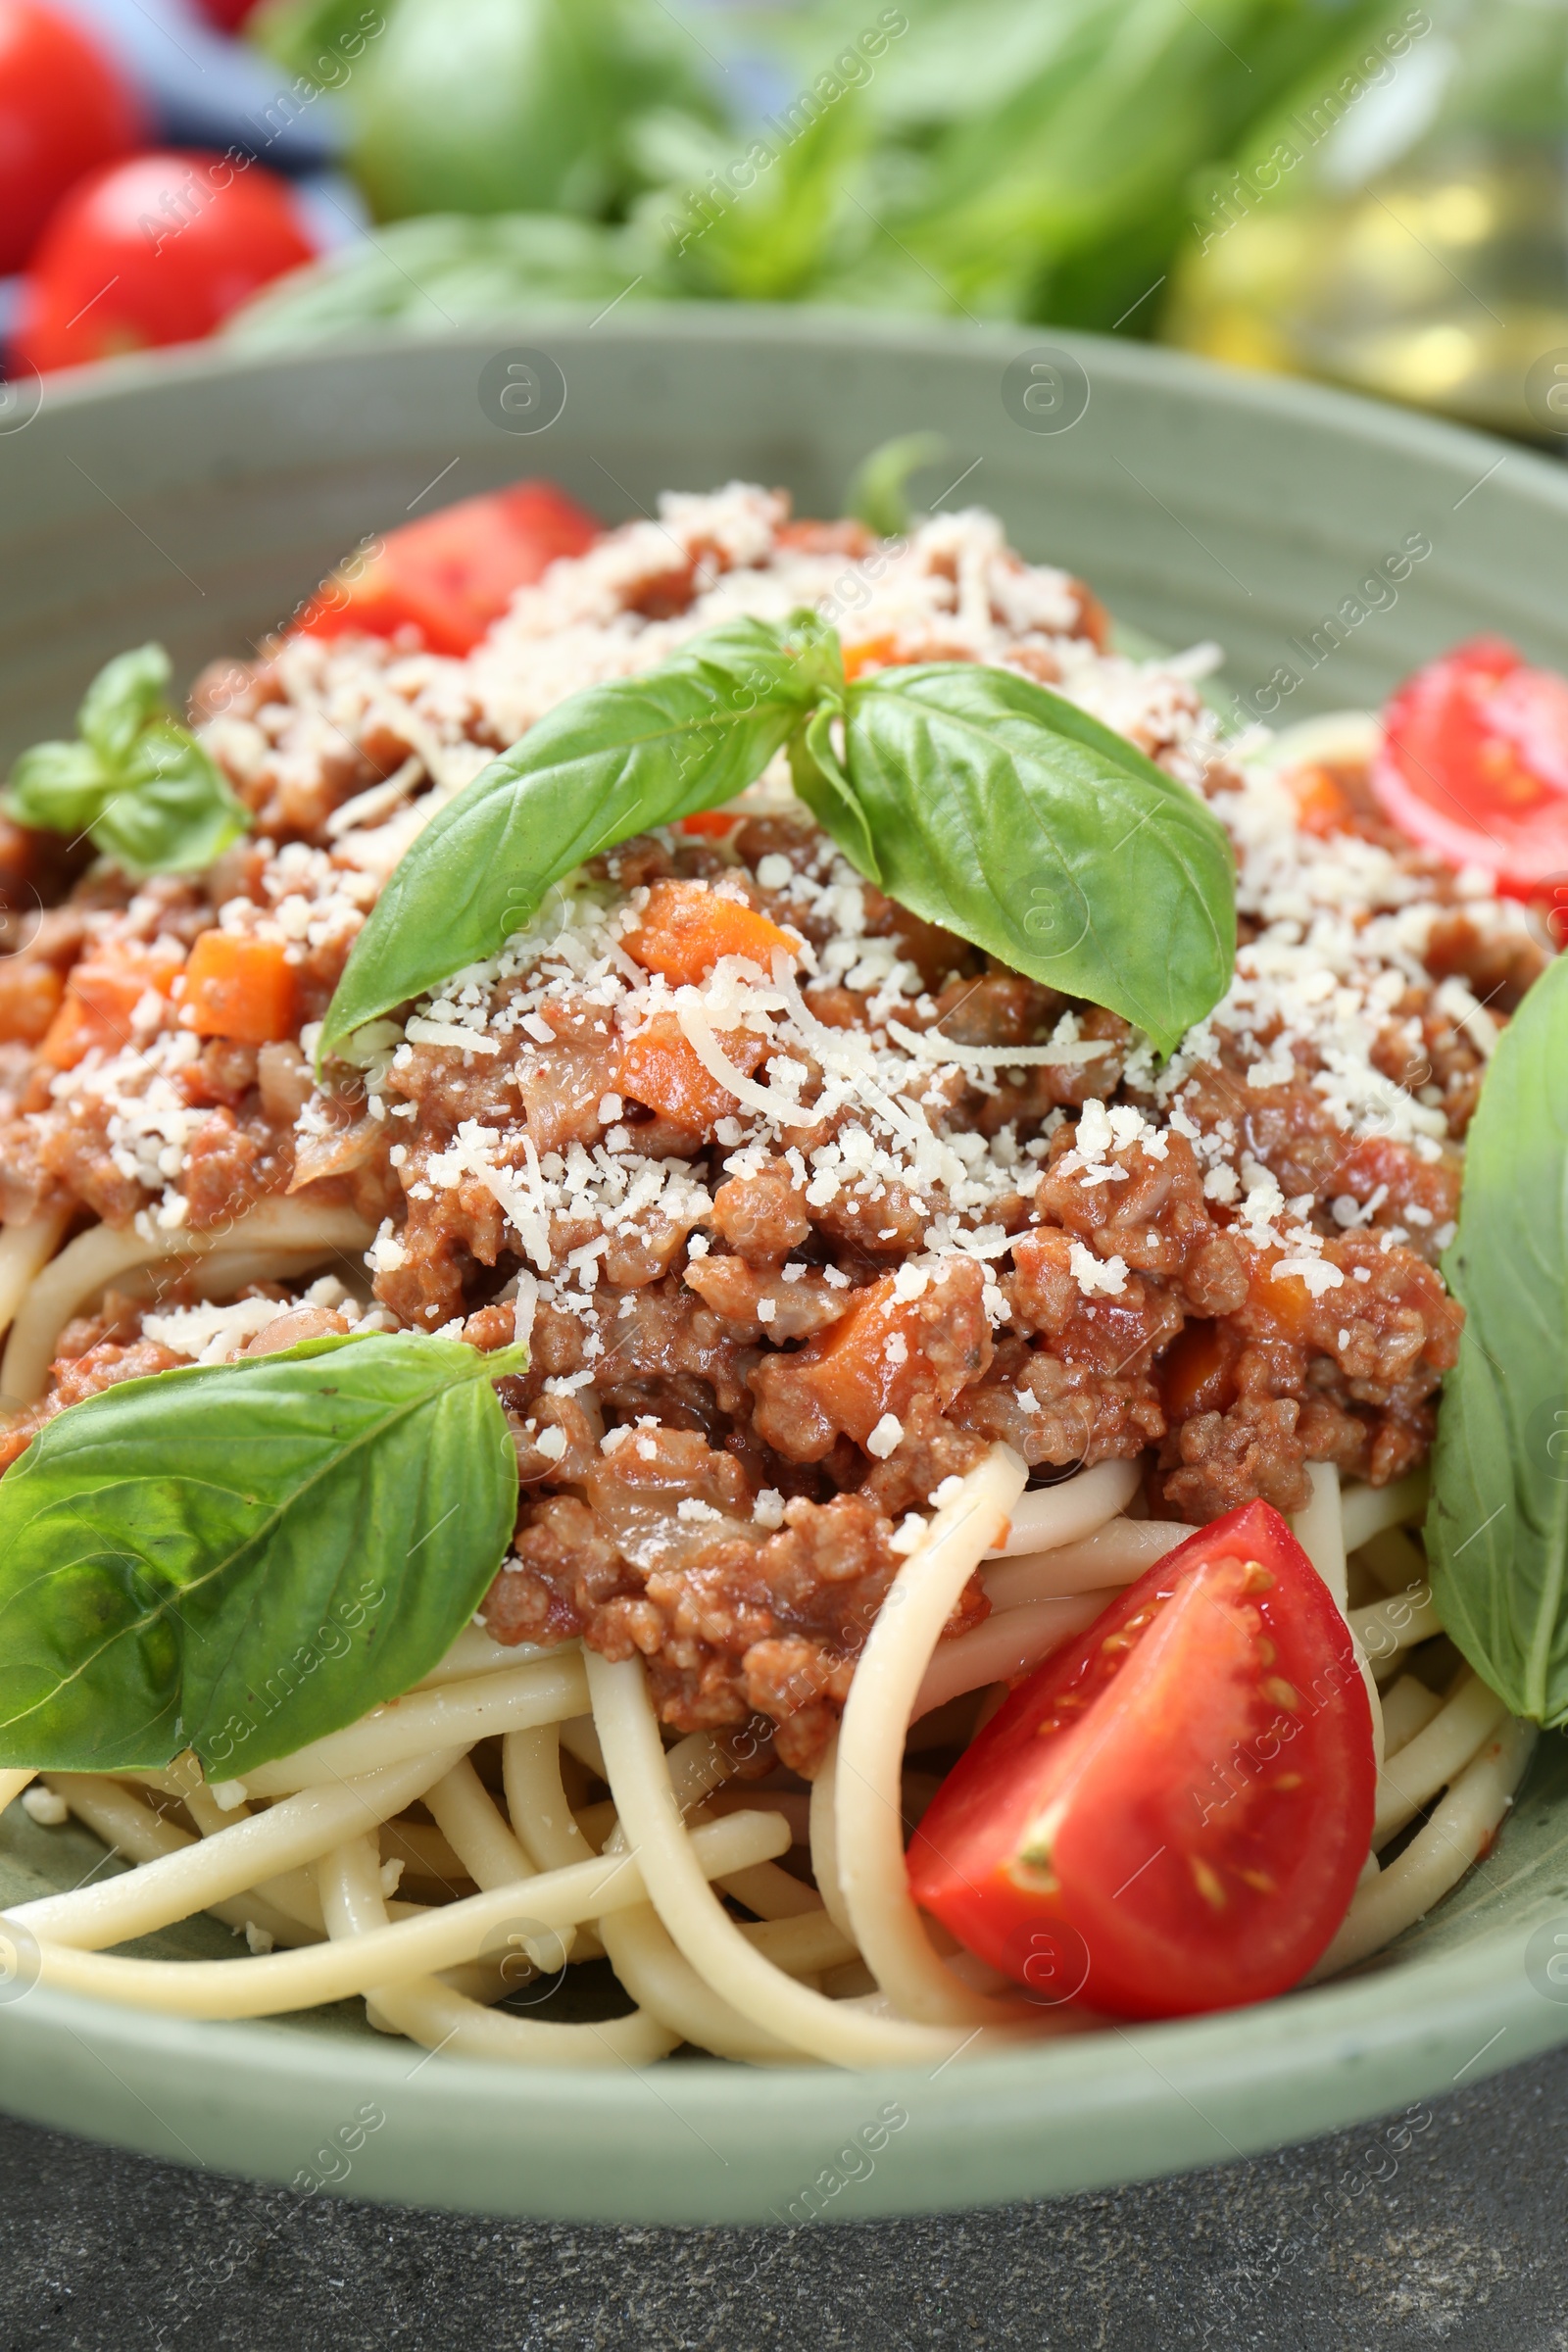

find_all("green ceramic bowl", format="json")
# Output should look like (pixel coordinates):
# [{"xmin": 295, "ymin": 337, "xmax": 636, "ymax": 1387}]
[{"xmin": 0, "ymin": 314, "xmax": 1565, "ymax": 2224}]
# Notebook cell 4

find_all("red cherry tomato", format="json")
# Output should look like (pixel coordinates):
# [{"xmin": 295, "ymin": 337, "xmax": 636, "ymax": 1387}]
[
  {"xmin": 1373, "ymin": 636, "xmax": 1568, "ymax": 897},
  {"xmin": 11, "ymin": 151, "xmax": 316, "ymax": 373},
  {"xmin": 907, "ymin": 1500, "xmax": 1375, "ymax": 2020},
  {"xmin": 292, "ymin": 480, "xmax": 602, "ymax": 658},
  {"xmin": 0, "ymin": 0, "xmax": 145, "ymax": 276}
]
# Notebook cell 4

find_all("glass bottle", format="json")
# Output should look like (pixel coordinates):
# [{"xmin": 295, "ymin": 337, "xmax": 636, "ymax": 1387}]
[{"xmin": 1163, "ymin": 0, "xmax": 1568, "ymax": 443}]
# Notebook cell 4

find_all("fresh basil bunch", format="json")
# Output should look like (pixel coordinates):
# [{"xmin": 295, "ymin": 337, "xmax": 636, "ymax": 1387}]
[
  {"xmin": 5, "ymin": 643, "xmax": 249, "ymax": 877},
  {"xmin": 320, "ymin": 613, "xmax": 1235, "ymax": 1063},
  {"xmin": 0, "ymin": 1332, "xmax": 525, "ymax": 1775}
]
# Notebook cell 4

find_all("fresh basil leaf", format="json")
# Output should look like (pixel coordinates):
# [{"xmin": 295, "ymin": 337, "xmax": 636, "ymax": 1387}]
[
  {"xmin": 78, "ymin": 643, "xmax": 174, "ymax": 770},
  {"xmin": 319, "ymin": 615, "xmax": 840, "ymax": 1064},
  {"xmin": 0, "ymin": 1332, "xmax": 525, "ymax": 1777},
  {"xmin": 1429, "ymin": 955, "xmax": 1568, "ymax": 1725},
  {"xmin": 837, "ymin": 663, "xmax": 1235, "ymax": 1055},
  {"xmin": 5, "ymin": 739, "xmax": 113, "ymax": 840},
  {"xmin": 653, "ymin": 92, "xmax": 865, "ymax": 304},
  {"xmin": 3, "ymin": 642, "xmax": 249, "ymax": 879},
  {"xmin": 89, "ymin": 721, "xmax": 250, "ymax": 877},
  {"xmin": 846, "ymin": 432, "xmax": 949, "ymax": 539}
]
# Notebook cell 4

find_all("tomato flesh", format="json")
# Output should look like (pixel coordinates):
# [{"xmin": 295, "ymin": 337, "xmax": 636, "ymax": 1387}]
[
  {"xmin": 1373, "ymin": 636, "xmax": 1568, "ymax": 896},
  {"xmin": 292, "ymin": 480, "xmax": 601, "ymax": 657},
  {"xmin": 907, "ymin": 1500, "xmax": 1375, "ymax": 2019}
]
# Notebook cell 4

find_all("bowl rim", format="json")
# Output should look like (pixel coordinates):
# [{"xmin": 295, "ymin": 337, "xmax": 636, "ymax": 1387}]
[
  {"xmin": 0, "ymin": 1907, "xmax": 1560, "ymax": 2224},
  {"xmin": 29, "ymin": 298, "xmax": 1568, "ymax": 514},
  {"xmin": 1, "ymin": 311, "xmax": 1565, "ymax": 2222}
]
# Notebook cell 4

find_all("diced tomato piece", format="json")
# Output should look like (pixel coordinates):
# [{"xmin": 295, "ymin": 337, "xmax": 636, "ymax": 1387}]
[
  {"xmin": 0, "ymin": 959, "xmax": 62, "ymax": 1046},
  {"xmin": 1373, "ymin": 636, "xmax": 1568, "ymax": 895},
  {"xmin": 180, "ymin": 931, "xmax": 297, "ymax": 1044},
  {"xmin": 617, "ymin": 1010, "xmax": 766, "ymax": 1134},
  {"xmin": 40, "ymin": 940, "xmax": 183, "ymax": 1068},
  {"xmin": 907, "ymin": 1500, "xmax": 1376, "ymax": 2020},
  {"xmin": 677, "ymin": 811, "xmax": 743, "ymax": 838},
  {"xmin": 292, "ymin": 480, "xmax": 600, "ymax": 658},
  {"xmin": 621, "ymin": 879, "xmax": 798, "ymax": 987}
]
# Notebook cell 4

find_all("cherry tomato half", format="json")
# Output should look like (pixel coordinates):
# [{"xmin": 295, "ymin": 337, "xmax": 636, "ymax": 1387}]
[
  {"xmin": 291, "ymin": 480, "xmax": 602, "ymax": 657},
  {"xmin": 1373, "ymin": 636, "xmax": 1568, "ymax": 897},
  {"xmin": 907, "ymin": 1500, "xmax": 1375, "ymax": 2020},
  {"xmin": 0, "ymin": 0, "xmax": 145, "ymax": 277},
  {"xmin": 11, "ymin": 151, "xmax": 316, "ymax": 373}
]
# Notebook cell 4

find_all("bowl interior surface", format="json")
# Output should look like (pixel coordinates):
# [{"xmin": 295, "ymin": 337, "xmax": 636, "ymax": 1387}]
[{"xmin": 0, "ymin": 314, "xmax": 1565, "ymax": 2224}]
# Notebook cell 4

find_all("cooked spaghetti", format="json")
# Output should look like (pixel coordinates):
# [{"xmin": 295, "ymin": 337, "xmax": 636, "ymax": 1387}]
[{"xmin": 0, "ymin": 484, "xmax": 1541, "ymax": 2066}]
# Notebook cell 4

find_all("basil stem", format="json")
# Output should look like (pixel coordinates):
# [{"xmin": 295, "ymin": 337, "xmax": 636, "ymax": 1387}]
[{"xmin": 846, "ymin": 432, "xmax": 949, "ymax": 538}]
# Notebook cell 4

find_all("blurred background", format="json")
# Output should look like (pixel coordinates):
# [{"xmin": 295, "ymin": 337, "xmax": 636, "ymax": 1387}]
[{"xmin": 5, "ymin": 0, "xmax": 1568, "ymax": 445}]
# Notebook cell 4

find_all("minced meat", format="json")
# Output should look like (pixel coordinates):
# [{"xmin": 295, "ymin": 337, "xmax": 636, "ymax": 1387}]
[{"xmin": 0, "ymin": 484, "xmax": 1540, "ymax": 1771}]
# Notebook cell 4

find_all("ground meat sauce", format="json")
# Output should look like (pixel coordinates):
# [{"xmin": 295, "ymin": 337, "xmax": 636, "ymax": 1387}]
[{"xmin": 0, "ymin": 485, "xmax": 1544, "ymax": 1771}]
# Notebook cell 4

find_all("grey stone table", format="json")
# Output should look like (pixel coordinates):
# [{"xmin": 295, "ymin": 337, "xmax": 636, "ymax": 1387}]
[{"xmin": 1, "ymin": 2044, "xmax": 1564, "ymax": 2352}]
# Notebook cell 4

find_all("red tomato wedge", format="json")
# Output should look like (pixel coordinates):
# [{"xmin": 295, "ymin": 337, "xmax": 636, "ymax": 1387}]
[
  {"xmin": 906, "ymin": 1500, "xmax": 1375, "ymax": 2020},
  {"xmin": 1372, "ymin": 636, "xmax": 1568, "ymax": 897},
  {"xmin": 292, "ymin": 480, "xmax": 601, "ymax": 657}
]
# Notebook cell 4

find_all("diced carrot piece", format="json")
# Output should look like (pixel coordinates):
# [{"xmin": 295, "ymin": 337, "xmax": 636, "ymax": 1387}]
[
  {"xmin": 40, "ymin": 940, "xmax": 184, "ymax": 1068},
  {"xmin": 618, "ymin": 1010, "xmax": 767, "ymax": 1134},
  {"xmin": 1156, "ymin": 1317, "xmax": 1240, "ymax": 1423},
  {"xmin": 1234, "ymin": 1242, "xmax": 1327, "ymax": 1349},
  {"xmin": 772, "ymin": 1272, "xmax": 933, "ymax": 1446},
  {"xmin": 842, "ymin": 633, "xmax": 900, "ymax": 681},
  {"xmin": 621, "ymin": 880, "xmax": 797, "ymax": 987},
  {"xmin": 1285, "ymin": 762, "xmax": 1352, "ymax": 836},
  {"xmin": 0, "ymin": 960, "xmax": 63, "ymax": 1046},
  {"xmin": 181, "ymin": 931, "xmax": 298, "ymax": 1044},
  {"xmin": 677, "ymin": 811, "xmax": 742, "ymax": 838}
]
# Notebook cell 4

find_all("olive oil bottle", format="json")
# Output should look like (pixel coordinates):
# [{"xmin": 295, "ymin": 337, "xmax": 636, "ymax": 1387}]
[{"xmin": 1163, "ymin": 0, "xmax": 1568, "ymax": 442}]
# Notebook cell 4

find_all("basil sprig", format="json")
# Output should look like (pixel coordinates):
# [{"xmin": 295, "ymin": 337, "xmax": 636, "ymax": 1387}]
[
  {"xmin": 5, "ymin": 643, "xmax": 249, "ymax": 877},
  {"xmin": 320, "ymin": 615, "xmax": 1236, "ymax": 1065},
  {"xmin": 1429, "ymin": 956, "xmax": 1568, "ymax": 1725},
  {"xmin": 319, "ymin": 615, "xmax": 839, "ymax": 1061},
  {"xmin": 846, "ymin": 432, "xmax": 949, "ymax": 538},
  {"xmin": 0, "ymin": 1332, "xmax": 523, "ymax": 1776}
]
